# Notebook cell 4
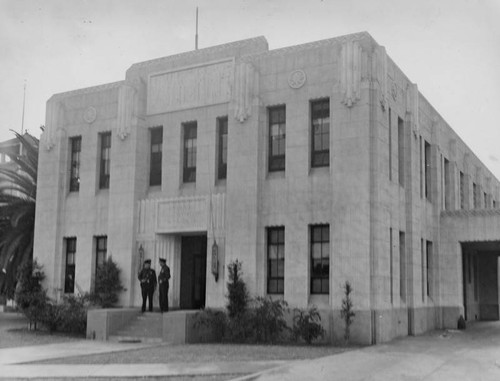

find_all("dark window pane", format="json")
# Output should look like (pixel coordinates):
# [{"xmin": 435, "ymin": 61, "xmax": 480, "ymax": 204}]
[
  {"xmin": 267, "ymin": 227, "xmax": 285, "ymax": 294},
  {"xmin": 183, "ymin": 122, "xmax": 197, "ymax": 183},
  {"xmin": 150, "ymin": 127, "xmax": 163, "ymax": 186},
  {"xmin": 310, "ymin": 224, "xmax": 330, "ymax": 294},
  {"xmin": 268, "ymin": 106, "xmax": 286, "ymax": 172}
]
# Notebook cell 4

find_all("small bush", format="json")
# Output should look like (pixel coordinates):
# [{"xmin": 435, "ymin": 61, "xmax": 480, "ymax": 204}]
[
  {"xmin": 250, "ymin": 296, "xmax": 289, "ymax": 343},
  {"xmin": 15, "ymin": 260, "xmax": 48, "ymax": 330},
  {"xmin": 226, "ymin": 260, "xmax": 249, "ymax": 319},
  {"xmin": 57, "ymin": 294, "xmax": 89, "ymax": 334},
  {"xmin": 193, "ymin": 308, "xmax": 228, "ymax": 342},
  {"xmin": 292, "ymin": 306, "xmax": 325, "ymax": 344},
  {"xmin": 91, "ymin": 256, "xmax": 125, "ymax": 308},
  {"xmin": 340, "ymin": 281, "xmax": 355, "ymax": 344}
]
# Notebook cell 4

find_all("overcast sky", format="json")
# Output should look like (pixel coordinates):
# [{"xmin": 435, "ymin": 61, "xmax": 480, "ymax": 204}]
[{"xmin": 1, "ymin": 0, "xmax": 499, "ymax": 177}]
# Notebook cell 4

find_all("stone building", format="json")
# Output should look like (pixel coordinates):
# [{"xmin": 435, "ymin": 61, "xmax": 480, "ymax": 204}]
[{"xmin": 34, "ymin": 32, "xmax": 500, "ymax": 344}]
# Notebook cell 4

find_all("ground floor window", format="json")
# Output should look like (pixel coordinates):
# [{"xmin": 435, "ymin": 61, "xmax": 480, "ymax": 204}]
[
  {"xmin": 64, "ymin": 238, "xmax": 76, "ymax": 293},
  {"xmin": 310, "ymin": 224, "xmax": 330, "ymax": 294},
  {"xmin": 267, "ymin": 227, "xmax": 285, "ymax": 294},
  {"xmin": 95, "ymin": 236, "xmax": 107, "ymax": 275}
]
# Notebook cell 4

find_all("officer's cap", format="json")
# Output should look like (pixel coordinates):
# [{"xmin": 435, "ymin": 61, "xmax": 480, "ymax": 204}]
[
  {"xmin": 159, "ymin": 258, "xmax": 166, "ymax": 263},
  {"xmin": 144, "ymin": 259, "xmax": 151, "ymax": 264}
]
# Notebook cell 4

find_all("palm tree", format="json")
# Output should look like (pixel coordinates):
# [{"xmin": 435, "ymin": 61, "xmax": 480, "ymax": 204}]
[{"xmin": 0, "ymin": 131, "xmax": 38, "ymax": 297}]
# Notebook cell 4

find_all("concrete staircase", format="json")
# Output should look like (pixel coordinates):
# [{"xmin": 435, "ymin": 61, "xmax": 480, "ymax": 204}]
[{"xmin": 109, "ymin": 313, "xmax": 163, "ymax": 344}]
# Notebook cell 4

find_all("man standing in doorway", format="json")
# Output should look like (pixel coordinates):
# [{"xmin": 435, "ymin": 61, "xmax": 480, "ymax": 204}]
[
  {"xmin": 138, "ymin": 259, "xmax": 157, "ymax": 312},
  {"xmin": 158, "ymin": 258, "xmax": 170, "ymax": 313}
]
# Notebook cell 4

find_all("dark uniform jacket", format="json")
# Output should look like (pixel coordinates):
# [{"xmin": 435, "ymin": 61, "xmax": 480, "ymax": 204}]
[
  {"xmin": 138, "ymin": 268, "xmax": 157, "ymax": 290},
  {"xmin": 158, "ymin": 265, "xmax": 171, "ymax": 288}
]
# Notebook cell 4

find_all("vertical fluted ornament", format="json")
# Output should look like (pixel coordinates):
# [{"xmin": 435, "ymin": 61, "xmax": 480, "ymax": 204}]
[
  {"xmin": 375, "ymin": 46, "xmax": 388, "ymax": 110},
  {"xmin": 340, "ymin": 40, "xmax": 362, "ymax": 107},
  {"xmin": 232, "ymin": 61, "xmax": 256, "ymax": 123},
  {"xmin": 116, "ymin": 84, "xmax": 138, "ymax": 140},
  {"xmin": 406, "ymin": 83, "xmax": 419, "ymax": 133},
  {"xmin": 42, "ymin": 100, "xmax": 64, "ymax": 151}
]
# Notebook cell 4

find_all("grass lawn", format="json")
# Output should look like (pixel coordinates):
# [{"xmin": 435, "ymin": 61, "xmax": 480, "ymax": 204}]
[
  {"xmin": 0, "ymin": 312, "xmax": 84, "ymax": 348},
  {"xmin": 36, "ymin": 342, "xmax": 350, "ymax": 364}
]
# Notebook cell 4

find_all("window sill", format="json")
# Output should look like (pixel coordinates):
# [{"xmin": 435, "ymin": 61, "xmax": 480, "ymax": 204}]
[
  {"xmin": 266, "ymin": 170, "xmax": 285, "ymax": 180},
  {"xmin": 309, "ymin": 166, "xmax": 330, "ymax": 177}
]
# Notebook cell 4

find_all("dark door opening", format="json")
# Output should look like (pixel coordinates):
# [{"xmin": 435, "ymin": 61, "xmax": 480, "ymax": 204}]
[{"xmin": 180, "ymin": 235, "xmax": 207, "ymax": 309}]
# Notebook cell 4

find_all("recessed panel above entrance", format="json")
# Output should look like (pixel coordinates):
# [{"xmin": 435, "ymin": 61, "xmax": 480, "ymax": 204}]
[{"xmin": 147, "ymin": 58, "xmax": 234, "ymax": 115}]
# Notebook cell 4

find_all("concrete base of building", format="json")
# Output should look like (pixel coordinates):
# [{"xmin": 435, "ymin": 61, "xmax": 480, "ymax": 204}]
[
  {"xmin": 86, "ymin": 305, "xmax": 465, "ymax": 345},
  {"xmin": 86, "ymin": 308, "xmax": 141, "ymax": 340}
]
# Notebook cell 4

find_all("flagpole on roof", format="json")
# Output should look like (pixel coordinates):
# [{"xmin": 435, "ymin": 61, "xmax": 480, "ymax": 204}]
[{"xmin": 195, "ymin": 7, "xmax": 199, "ymax": 50}]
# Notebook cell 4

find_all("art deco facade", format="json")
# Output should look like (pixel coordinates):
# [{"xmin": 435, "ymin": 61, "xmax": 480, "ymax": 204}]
[{"xmin": 34, "ymin": 32, "xmax": 500, "ymax": 344}]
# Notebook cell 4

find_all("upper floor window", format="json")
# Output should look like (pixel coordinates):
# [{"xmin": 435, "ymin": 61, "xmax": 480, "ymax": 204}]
[
  {"xmin": 311, "ymin": 99, "xmax": 330, "ymax": 168},
  {"xmin": 99, "ymin": 132, "xmax": 111, "ymax": 189},
  {"xmin": 424, "ymin": 141, "xmax": 431, "ymax": 201},
  {"xmin": 217, "ymin": 117, "xmax": 228, "ymax": 180},
  {"xmin": 268, "ymin": 106, "xmax": 286, "ymax": 172},
  {"xmin": 69, "ymin": 136, "xmax": 81, "ymax": 192},
  {"xmin": 310, "ymin": 224, "xmax": 330, "ymax": 294},
  {"xmin": 473, "ymin": 182, "xmax": 479, "ymax": 208},
  {"xmin": 398, "ymin": 117, "xmax": 405, "ymax": 187},
  {"xmin": 460, "ymin": 171, "xmax": 465, "ymax": 209},
  {"xmin": 267, "ymin": 227, "xmax": 285, "ymax": 294},
  {"xmin": 183, "ymin": 122, "xmax": 197, "ymax": 183},
  {"xmin": 149, "ymin": 127, "xmax": 163, "ymax": 186}
]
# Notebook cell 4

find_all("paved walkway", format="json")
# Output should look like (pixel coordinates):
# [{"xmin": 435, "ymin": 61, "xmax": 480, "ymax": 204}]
[{"xmin": 235, "ymin": 321, "xmax": 500, "ymax": 381}]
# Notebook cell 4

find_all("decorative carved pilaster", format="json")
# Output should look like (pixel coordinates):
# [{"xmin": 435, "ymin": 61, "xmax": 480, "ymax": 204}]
[
  {"xmin": 42, "ymin": 100, "xmax": 64, "ymax": 151},
  {"xmin": 406, "ymin": 83, "xmax": 419, "ymax": 133},
  {"xmin": 116, "ymin": 84, "xmax": 138, "ymax": 140},
  {"xmin": 374, "ymin": 46, "xmax": 388, "ymax": 110},
  {"xmin": 339, "ymin": 40, "xmax": 362, "ymax": 107},
  {"xmin": 232, "ymin": 61, "xmax": 257, "ymax": 123}
]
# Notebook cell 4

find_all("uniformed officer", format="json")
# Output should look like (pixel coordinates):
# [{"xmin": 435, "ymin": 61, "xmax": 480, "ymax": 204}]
[
  {"xmin": 138, "ymin": 259, "xmax": 157, "ymax": 313},
  {"xmin": 158, "ymin": 258, "xmax": 171, "ymax": 313}
]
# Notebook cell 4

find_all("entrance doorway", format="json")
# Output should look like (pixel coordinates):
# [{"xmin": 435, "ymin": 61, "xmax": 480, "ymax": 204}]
[
  {"xmin": 462, "ymin": 242, "xmax": 500, "ymax": 321},
  {"xmin": 180, "ymin": 235, "xmax": 207, "ymax": 309}
]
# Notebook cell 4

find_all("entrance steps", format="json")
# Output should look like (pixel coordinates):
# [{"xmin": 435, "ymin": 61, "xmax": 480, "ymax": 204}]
[{"xmin": 109, "ymin": 313, "xmax": 163, "ymax": 344}]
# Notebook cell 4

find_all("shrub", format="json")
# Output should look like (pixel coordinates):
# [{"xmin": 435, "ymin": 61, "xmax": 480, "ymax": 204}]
[
  {"xmin": 292, "ymin": 306, "xmax": 325, "ymax": 344},
  {"xmin": 250, "ymin": 296, "xmax": 289, "ymax": 343},
  {"xmin": 15, "ymin": 260, "xmax": 48, "ymax": 330},
  {"xmin": 193, "ymin": 308, "xmax": 228, "ymax": 342},
  {"xmin": 57, "ymin": 294, "xmax": 89, "ymax": 334},
  {"xmin": 91, "ymin": 256, "xmax": 125, "ymax": 308},
  {"xmin": 226, "ymin": 260, "xmax": 249, "ymax": 319},
  {"xmin": 340, "ymin": 281, "xmax": 355, "ymax": 344}
]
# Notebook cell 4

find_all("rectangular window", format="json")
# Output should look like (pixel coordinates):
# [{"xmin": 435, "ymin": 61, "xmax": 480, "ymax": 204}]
[
  {"xmin": 424, "ymin": 141, "xmax": 431, "ymax": 201},
  {"xmin": 149, "ymin": 127, "xmax": 163, "ymax": 186},
  {"xmin": 311, "ymin": 224, "xmax": 330, "ymax": 294},
  {"xmin": 95, "ymin": 236, "xmax": 107, "ymax": 275},
  {"xmin": 389, "ymin": 108, "xmax": 392, "ymax": 181},
  {"xmin": 390, "ymin": 228, "xmax": 393, "ymax": 304},
  {"xmin": 267, "ymin": 227, "xmax": 284, "ymax": 294},
  {"xmin": 64, "ymin": 238, "xmax": 76, "ymax": 294},
  {"xmin": 419, "ymin": 136, "xmax": 423, "ymax": 198},
  {"xmin": 421, "ymin": 239, "xmax": 425, "ymax": 302},
  {"xmin": 183, "ymin": 122, "xmax": 197, "ymax": 183},
  {"xmin": 473, "ymin": 255, "xmax": 478, "ymax": 301},
  {"xmin": 473, "ymin": 183, "xmax": 478, "ymax": 208},
  {"xmin": 460, "ymin": 171, "xmax": 465, "ymax": 209},
  {"xmin": 268, "ymin": 106, "xmax": 286, "ymax": 172},
  {"xmin": 444, "ymin": 158, "xmax": 450, "ymax": 210},
  {"xmin": 99, "ymin": 132, "xmax": 111, "ymax": 189},
  {"xmin": 398, "ymin": 117, "xmax": 404, "ymax": 187},
  {"xmin": 69, "ymin": 137, "xmax": 81, "ymax": 192},
  {"xmin": 484, "ymin": 192, "xmax": 487, "ymax": 208},
  {"xmin": 311, "ymin": 99, "xmax": 330, "ymax": 168},
  {"xmin": 399, "ymin": 231, "xmax": 406, "ymax": 301},
  {"xmin": 217, "ymin": 117, "xmax": 228, "ymax": 180},
  {"xmin": 426, "ymin": 240, "xmax": 432, "ymax": 297}
]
